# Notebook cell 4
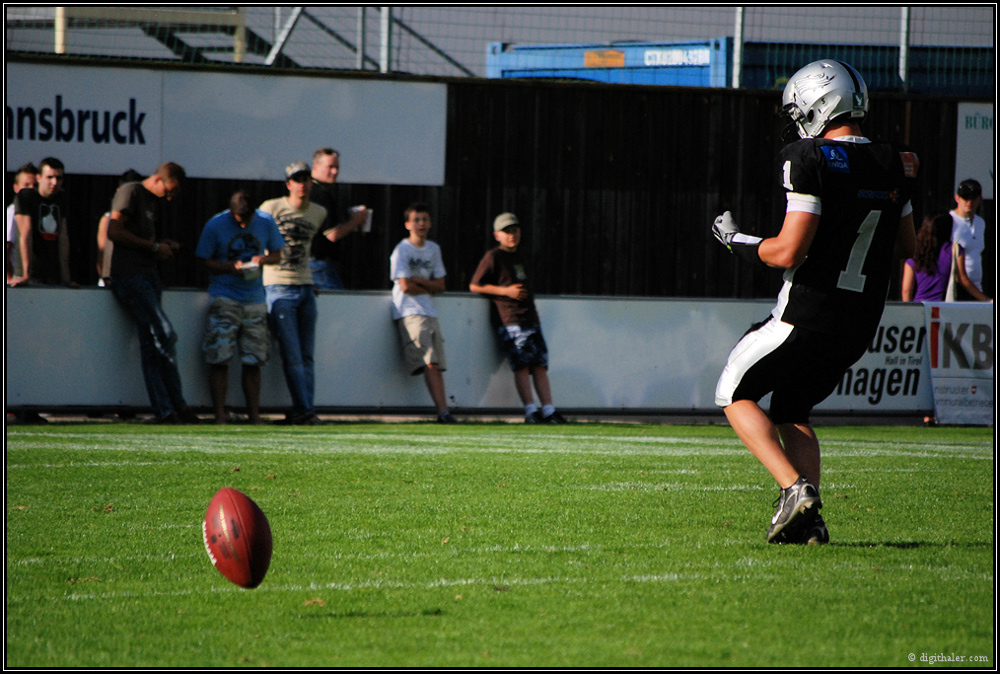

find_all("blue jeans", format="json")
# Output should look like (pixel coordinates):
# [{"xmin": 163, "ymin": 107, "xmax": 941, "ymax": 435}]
[
  {"xmin": 266, "ymin": 284, "xmax": 318, "ymax": 415},
  {"xmin": 111, "ymin": 273, "xmax": 187, "ymax": 419},
  {"xmin": 309, "ymin": 258, "xmax": 345, "ymax": 290}
]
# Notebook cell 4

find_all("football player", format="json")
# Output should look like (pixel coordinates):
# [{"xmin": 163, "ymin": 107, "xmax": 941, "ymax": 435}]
[{"xmin": 713, "ymin": 60, "xmax": 917, "ymax": 544}]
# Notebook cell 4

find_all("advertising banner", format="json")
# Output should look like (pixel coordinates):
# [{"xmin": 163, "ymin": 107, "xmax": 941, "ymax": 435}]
[
  {"xmin": 6, "ymin": 63, "xmax": 447, "ymax": 185},
  {"xmin": 923, "ymin": 303, "xmax": 994, "ymax": 425},
  {"xmin": 954, "ymin": 102, "xmax": 994, "ymax": 199},
  {"xmin": 817, "ymin": 303, "xmax": 935, "ymax": 413}
]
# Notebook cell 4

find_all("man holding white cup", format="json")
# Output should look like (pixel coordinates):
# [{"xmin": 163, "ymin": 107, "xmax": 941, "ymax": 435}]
[{"xmin": 308, "ymin": 147, "xmax": 369, "ymax": 289}]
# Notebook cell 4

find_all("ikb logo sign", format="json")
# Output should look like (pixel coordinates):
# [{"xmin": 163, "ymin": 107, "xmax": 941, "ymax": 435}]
[{"xmin": 925, "ymin": 303, "xmax": 994, "ymax": 425}]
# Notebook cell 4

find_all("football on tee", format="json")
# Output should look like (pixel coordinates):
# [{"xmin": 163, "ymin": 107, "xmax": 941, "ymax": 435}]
[{"xmin": 202, "ymin": 487, "xmax": 272, "ymax": 588}]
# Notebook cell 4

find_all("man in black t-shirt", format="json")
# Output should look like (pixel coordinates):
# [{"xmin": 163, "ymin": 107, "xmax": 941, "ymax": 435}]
[
  {"xmin": 307, "ymin": 148, "xmax": 368, "ymax": 289},
  {"xmin": 107, "ymin": 162, "xmax": 199, "ymax": 425},
  {"xmin": 712, "ymin": 60, "xmax": 917, "ymax": 545},
  {"xmin": 12, "ymin": 157, "xmax": 77, "ymax": 286}
]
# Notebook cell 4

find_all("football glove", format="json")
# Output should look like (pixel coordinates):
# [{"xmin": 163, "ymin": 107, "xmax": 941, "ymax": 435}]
[{"xmin": 712, "ymin": 211, "xmax": 764, "ymax": 264}]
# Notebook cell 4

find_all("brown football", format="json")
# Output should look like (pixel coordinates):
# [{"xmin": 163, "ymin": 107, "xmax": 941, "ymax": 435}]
[{"xmin": 202, "ymin": 488, "xmax": 272, "ymax": 588}]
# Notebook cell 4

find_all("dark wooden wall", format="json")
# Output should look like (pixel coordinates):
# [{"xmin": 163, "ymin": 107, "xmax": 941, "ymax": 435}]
[{"xmin": 7, "ymin": 77, "xmax": 993, "ymax": 299}]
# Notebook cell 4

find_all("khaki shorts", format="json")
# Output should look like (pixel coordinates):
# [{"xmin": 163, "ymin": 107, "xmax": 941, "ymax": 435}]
[
  {"xmin": 396, "ymin": 314, "xmax": 446, "ymax": 375},
  {"xmin": 203, "ymin": 297, "xmax": 269, "ymax": 366}
]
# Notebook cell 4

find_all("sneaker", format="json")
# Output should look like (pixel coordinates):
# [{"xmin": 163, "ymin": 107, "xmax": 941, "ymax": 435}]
[
  {"xmin": 542, "ymin": 411, "xmax": 568, "ymax": 424},
  {"xmin": 801, "ymin": 515, "xmax": 830, "ymax": 545},
  {"xmin": 15, "ymin": 411, "xmax": 48, "ymax": 425},
  {"xmin": 525, "ymin": 411, "xmax": 544, "ymax": 424},
  {"xmin": 766, "ymin": 476, "xmax": 821, "ymax": 544},
  {"xmin": 437, "ymin": 411, "xmax": 458, "ymax": 424},
  {"xmin": 145, "ymin": 412, "xmax": 180, "ymax": 425},
  {"xmin": 292, "ymin": 412, "xmax": 321, "ymax": 426},
  {"xmin": 176, "ymin": 408, "xmax": 201, "ymax": 424},
  {"xmin": 275, "ymin": 411, "xmax": 316, "ymax": 425}
]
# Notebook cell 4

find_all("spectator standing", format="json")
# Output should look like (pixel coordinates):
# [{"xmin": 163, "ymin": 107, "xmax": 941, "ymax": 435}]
[
  {"xmin": 389, "ymin": 202, "xmax": 457, "ymax": 424},
  {"xmin": 308, "ymin": 148, "xmax": 368, "ymax": 289},
  {"xmin": 469, "ymin": 212, "xmax": 567, "ymax": 424},
  {"xmin": 902, "ymin": 213, "xmax": 989, "ymax": 302},
  {"xmin": 260, "ymin": 162, "xmax": 329, "ymax": 425},
  {"xmin": 12, "ymin": 157, "xmax": 78, "ymax": 287},
  {"xmin": 96, "ymin": 169, "xmax": 143, "ymax": 285},
  {"xmin": 6, "ymin": 163, "xmax": 37, "ymax": 285},
  {"xmin": 195, "ymin": 190, "xmax": 285, "ymax": 424},
  {"xmin": 107, "ymin": 162, "xmax": 199, "ymax": 424},
  {"xmin": 950, "ymin": 179, "xmax": 990, "ymax": 300}
]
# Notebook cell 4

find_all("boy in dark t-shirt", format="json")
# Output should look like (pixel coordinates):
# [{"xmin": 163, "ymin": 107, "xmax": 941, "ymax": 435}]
[{"xmin": 470, "ymin": 212, "xmax": 567, "ymax": 424}]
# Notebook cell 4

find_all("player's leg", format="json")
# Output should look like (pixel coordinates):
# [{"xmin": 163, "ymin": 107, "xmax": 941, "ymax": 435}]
[
  {"xmin": 208, "ymin": 364, "xmax": 229, "ymax": 423},
  {"xmin": 423, "ymin": 364, "xmax": 449, "ymax": 414},
  {"xmin": 777, "ymin": 423, "xmax": 820, "ymax": 487},
  {"xmin": 716, "ymin": 318, "xmax": 820, "ymax": 542},
  {"xmin": 724, "ymin": 400, "xmax": 800, "ymax": 489},
  {"xmin": 513, "ymin": 367, "xmax": 535, "ymax": 407},
  {"xmin": 241, "ymin": 364, "xmax": 262, "ymax": 424},
  {"xmin": 238, "ymin": 302, "xmax": 269, "ymax": 425}
]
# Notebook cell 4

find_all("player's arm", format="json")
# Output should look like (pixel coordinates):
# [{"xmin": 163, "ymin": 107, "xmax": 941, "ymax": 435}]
[
  {"xmin": 57, "ymin": 216, "xmax": 77, "ymax": 286},
  {"xmin": 954, "ymin": 249, "xmax": 991, "ymax": 301},
  {"xmin": 400, "ymin": 275, "xmax": 445, "ymax": 295},
  {"xmin": 469, "ymin": 282, "xmax": 527, "ymax": 300},
  {"xmin": 757, "ymin": 211, "xmax": 819, "ymax": 269},
  {"xmin": 13, "ymin": 213, "xmax": 32, "ymax": 284},
  {"xmin": 894, "ymin": 212, "xmax": 916, "ymax": 261},
  {"xmin": 108, "ymin": 210, "xmax": 174, "ymax": 260},
  {"xmin": 712, "ymin": 209, "xmax": 818, "ymax": 269},
  {"xmin": 900, "ymin": 261, "xmax": 916, "ymax": 301},
  {"xmin": 200, "ymin": 256, "xmax": 240, "ymax": 275},
  {"xmin": 323, "ymin": 208, "xmax": 367, "ymax": 242},
  {"xmin": 254, "ymin": 249, "xmax": 282, "ymax": 267}
]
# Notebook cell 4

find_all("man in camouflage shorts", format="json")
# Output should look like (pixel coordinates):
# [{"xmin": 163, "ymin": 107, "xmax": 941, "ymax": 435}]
[{"xmin": 195, "ymin": 190, "xmax": 284, "ymax": 423}]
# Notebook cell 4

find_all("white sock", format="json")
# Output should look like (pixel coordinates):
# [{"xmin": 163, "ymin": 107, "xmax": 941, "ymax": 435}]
[
  {"xmin": 524, "ymin": 404, "xmax": 538, "ymax": 416},
  {"xmin": 542, "ymin": 405, "xmax": 555, "ymax": 418}
]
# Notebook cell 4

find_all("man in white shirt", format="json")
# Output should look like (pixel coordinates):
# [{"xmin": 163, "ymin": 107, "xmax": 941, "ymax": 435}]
[{"xmin": 950, "ymin": 179, "xmax": 990, "ymax": 299}]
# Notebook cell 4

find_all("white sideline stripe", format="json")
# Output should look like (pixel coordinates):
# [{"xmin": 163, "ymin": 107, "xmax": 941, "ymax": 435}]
[
  {"xmin": 64, "ymin": 572, "xmax": 701, "ymax": 601},
  {"xmin": 7, "ymin": 437, "xmax": 991, "ymax": 461},
  {"xmin": 582, "ymin": 482, "xmax": 857, "ymax": 492}
]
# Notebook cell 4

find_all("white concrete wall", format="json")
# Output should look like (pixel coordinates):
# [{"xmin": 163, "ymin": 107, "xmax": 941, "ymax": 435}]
[{"xmin": 4, "ymin": 287, "xmax": 935, "ymax": 414}]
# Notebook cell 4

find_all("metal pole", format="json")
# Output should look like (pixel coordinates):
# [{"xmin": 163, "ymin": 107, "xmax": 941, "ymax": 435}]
[
  {"xmin": 899, "ymin": 7, "xmax": 911, "ymax": 92},
  {"xmin": 54, "ymin": 6, "xmax": 67, "ymax": 54},
  {"xmin": 234, "ymin": 7, "xmax": 246, "ymax": 63},
  {"xmin": 380, "ymin": 6, "xmax": 392, "ymax": 74},
  {"xmin": 732, "ymin": 6, "xmax": 744, "ymax": 89},
  {"xmin": 265, "ymin": 6, "xmax": 303, "ymax": 66},
  {"xmin": 357, "ymin": 6, "xmax": 367, "ymax": 70}
]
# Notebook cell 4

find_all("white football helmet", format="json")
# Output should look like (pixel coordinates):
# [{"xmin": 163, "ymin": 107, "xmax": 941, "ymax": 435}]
[{"xmin": 781, "ymin": 60, "xmax": 869, "ymax": 139}]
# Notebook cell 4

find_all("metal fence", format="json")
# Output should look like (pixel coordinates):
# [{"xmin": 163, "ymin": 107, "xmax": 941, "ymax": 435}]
[{"xmin": 5, "ymin": 6, "xmax": 995, "ymax": 93}]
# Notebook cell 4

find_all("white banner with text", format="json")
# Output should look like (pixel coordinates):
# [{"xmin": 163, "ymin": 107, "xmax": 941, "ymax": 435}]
[
  {"xmin": 923, "ymin": 303, "xmax": 994, "ymax": 425},
  {"xmin": 6, "ymin": 62, "xmax": 447, "ymax": 185}
]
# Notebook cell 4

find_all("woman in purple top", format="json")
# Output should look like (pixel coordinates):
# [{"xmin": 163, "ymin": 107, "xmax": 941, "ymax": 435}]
[{"xmin": 901, "ymin": 213, "xmax": 965, "ymax": 302}]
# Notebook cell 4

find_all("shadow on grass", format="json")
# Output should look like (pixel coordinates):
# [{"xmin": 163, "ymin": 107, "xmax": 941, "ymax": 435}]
[
  {"xmin": 298, "ymin": 607, "xmax": 445, "ymax": 620},
  {"xmin": 832, "ymin": 541, "xmax": 994, "ymax": 549}
]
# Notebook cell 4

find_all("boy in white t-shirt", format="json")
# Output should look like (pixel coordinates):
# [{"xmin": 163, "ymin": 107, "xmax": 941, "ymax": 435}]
[{"xmin": 389, "ymin": 202, "xmax": 457, "ymax": 423}]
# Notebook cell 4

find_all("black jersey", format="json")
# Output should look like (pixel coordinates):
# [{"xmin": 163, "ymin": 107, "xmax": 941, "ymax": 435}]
[
  {"xmin": 13, "ymin": 187, "xmax": 68, "ymax": 285},
  {"xmin": 772, "ymin": 137, "xmax": 913, "ymax": 338}
]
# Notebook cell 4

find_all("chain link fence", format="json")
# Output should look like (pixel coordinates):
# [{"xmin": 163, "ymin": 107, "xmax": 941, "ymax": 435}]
[{"xmin": 6, "ymin": 6, "xmax": 994, "ymax": 93}]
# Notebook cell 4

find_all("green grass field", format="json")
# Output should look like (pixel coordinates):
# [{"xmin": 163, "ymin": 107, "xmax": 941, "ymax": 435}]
[{"xmin": 5, "ymin": 421, "xmax": 994, "ymax": 668}]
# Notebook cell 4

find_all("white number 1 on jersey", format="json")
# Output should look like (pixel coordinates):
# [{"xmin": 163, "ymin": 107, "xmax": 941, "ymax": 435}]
[{"xmin": 837, "ymin": 210, "xmax": 882, "ymax": 292}]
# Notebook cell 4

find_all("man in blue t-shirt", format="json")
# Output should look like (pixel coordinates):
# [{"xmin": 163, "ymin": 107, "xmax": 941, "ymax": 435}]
[{"xmin": 195, "ymin": 190, "xmax": 285, "ymax": 424}]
